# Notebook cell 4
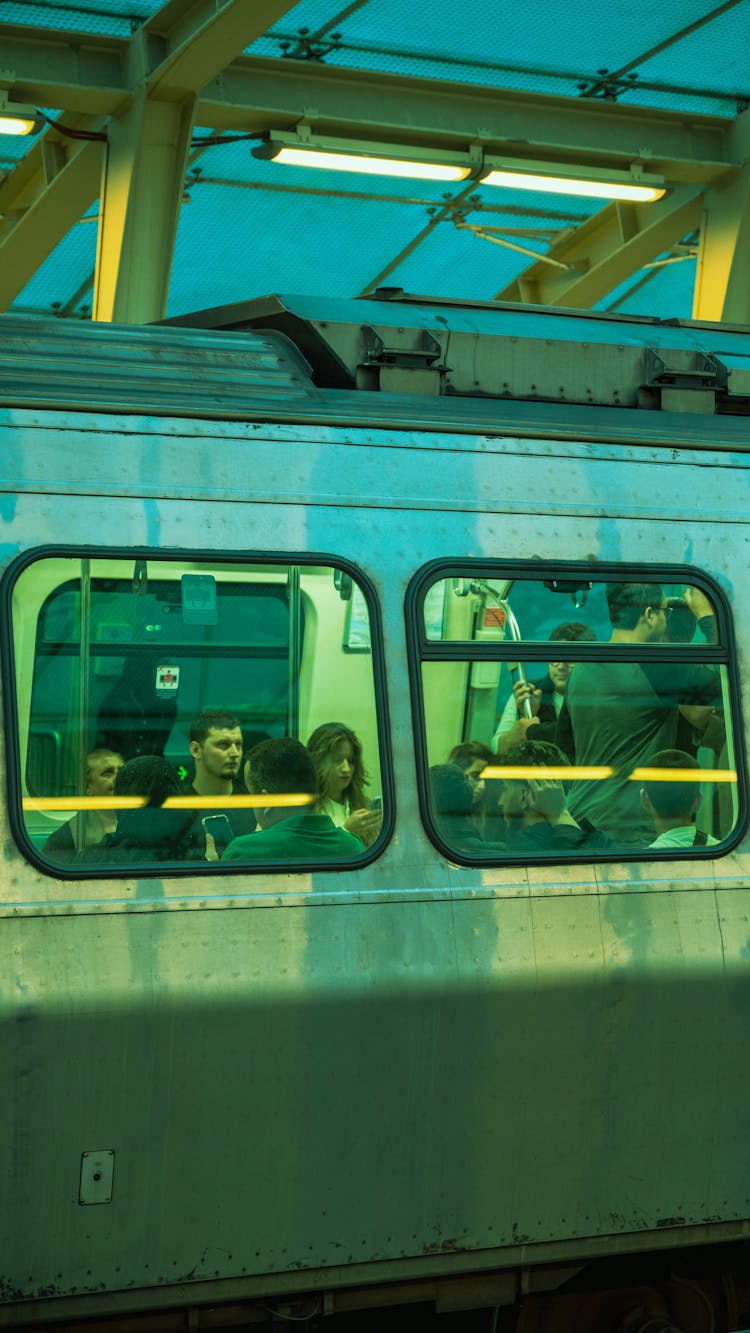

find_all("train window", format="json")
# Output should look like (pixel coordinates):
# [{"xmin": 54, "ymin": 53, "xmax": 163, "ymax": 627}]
[
  {"xmin": 408, "ymin": 564, "xmax": 743, "ymax": 862},
  {"xmin": 7, "ymin": 553, "xmax": 388, "ymax": 879}
]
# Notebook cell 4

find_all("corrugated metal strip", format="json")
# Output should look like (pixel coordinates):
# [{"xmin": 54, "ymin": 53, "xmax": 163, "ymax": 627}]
[{"xmin": 0, "ymin": 317, "xmax": 318, "ymax": 413}]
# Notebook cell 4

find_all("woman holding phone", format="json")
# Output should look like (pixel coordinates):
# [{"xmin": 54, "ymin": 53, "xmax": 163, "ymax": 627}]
[{"xmin": 307, "ymin": 722, "xmax": 382, "ymax": 848}]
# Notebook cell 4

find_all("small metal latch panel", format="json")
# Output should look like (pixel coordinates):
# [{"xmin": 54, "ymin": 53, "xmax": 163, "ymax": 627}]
[
  {"xmin": 79, "ymin": 1149, "xmax": 114, "ymax": 1205},
  {"xmin": 361, "ymin": 324, "xmax": 444, "ymax": 369},
  {"xmin": 644, "ymin": 347, "xmax": 725, "ymax": 390}
]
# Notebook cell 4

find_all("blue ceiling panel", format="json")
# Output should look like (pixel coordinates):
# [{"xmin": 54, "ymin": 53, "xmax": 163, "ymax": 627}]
[
  {"xmin": 1, "ymin": 2, "xmax": 149, "ymax": 34},
  {"xmin": 373, "ymin": 216, "xmax": 538, "ymax": 302},
  {"xmin": 247, "ymin": 0, "xmax": 744, "ymax": 116},
  {"xmin": 262, "ymin": 0, "xmax": 717, "ymax": 71},
  {"xmin": 600, "ymin": 255, "xmax": 697, "ymax": 320},
  {"xmin": 166, "ymin": 173, "xmax": 443, "ymax": 315},
  {"xmin": 635, "ymin": 3, "xmax": 750, "ymax": 93}
]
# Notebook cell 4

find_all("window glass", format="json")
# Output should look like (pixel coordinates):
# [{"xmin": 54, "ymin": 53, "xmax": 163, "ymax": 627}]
[
  {"xmin": 11, "ymin": 556, "xmax": 386, "ymax": 877},
  {"xmin": 413, "ymin": 568, "xmax": 741, "ymax": 860}
]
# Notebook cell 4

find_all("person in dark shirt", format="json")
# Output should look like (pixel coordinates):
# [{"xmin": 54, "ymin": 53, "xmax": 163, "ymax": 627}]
[
  {"xmin": 222, "ymin": 738, "xmax": 363, "ymax": 863},
  {"xmin": 183, "ymin": 709, "xmax": 258, "ymax": 849},
  {"xmin": 567, "ymin": 583, "xmax": 722, "ymax": 846},
  {"xmin": 78, "ymin": 755, "xmax": 202, "ymax": 864},
  {"xmin": 492, "ymin": 621, "xmax": 596, "ymax": 763},
  {"xmin": 494, "ymin": 739, "xmax": 608, "ymax": 853},
  {"xmin": 430, "ymin": 763, "xmax": 490, "ymax": 853}
]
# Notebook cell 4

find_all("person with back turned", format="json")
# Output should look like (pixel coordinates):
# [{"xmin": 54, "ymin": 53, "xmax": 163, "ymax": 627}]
[
  {"xmin": 222, "ymin": 738, "xmax": 365, "ymax": 863},
  {"xmin": 641, "ymin": 749, "xmax": 719, "ymax": 850}
]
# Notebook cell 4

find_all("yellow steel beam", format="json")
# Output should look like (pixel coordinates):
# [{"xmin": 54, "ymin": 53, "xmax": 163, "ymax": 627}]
[
  {"xmin": 0, "ymin": 114, "xmax": 105, "ymax": 312},
  {"xmin": 94, "ymin": 1, "xmax": 297, "ymax": 323},
  {"xmin": 92, "ymin": 85, "xmax": 195, "ymax": 323},
  {"xmin": 693, "ymin": 110, "xmax": 750, "ymax": 323},
  {"xmin": 493, "ymin": 184, "xmax": 704, "ymax": 307}
]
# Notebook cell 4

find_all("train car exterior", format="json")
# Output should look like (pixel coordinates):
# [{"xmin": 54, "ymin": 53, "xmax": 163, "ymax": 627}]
[{"xmin": 2, "ymin": 294, "xmax": 750, "ymax": 1332}]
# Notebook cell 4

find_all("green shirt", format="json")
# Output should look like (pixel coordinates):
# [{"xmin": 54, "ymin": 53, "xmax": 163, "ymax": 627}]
[{"xmin": 222, "ymin": 813, "xmax": 364, "ymax": 863}]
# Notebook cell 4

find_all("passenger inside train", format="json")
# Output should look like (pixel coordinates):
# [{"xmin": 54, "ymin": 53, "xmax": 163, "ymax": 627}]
[
  {"xmin": 307, "ymin": 721, "xmax": 382, "ymax": 848},
  {"xmin": 495, "ymin": 739, "xmax": 611, "ymax": 853},
  {"xmin": 221, "ymin": 738, "xmax": 365, "ymax": 862},
  {"xmin": 184, "ymin": 708, "xmax": 259, "ymax": 846},
  {"xmin": 41, "ymin": 747, "xmax": 123, "ymax": 862},
  {"xmin": 491, "ymin": 620, "xmax": 596, "ymax": 760},
  {"xmin": 80, "ymin": 755, "xmax": 204, "ymax": 864},
  {"xmin": 641, "ymin": 748, "xmax": 721, "ymax": 849}
]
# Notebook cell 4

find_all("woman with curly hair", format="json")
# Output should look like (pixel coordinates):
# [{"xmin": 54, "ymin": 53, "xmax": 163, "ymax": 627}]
[{"xmin": 306, "ymin": 722, "xmax": 381, "ymax": 848}]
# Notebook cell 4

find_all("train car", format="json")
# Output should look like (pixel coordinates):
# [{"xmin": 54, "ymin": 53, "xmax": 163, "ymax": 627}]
[{"xmin": 2, "ymin": 292, "xmax": 750, "ymax": 1333}]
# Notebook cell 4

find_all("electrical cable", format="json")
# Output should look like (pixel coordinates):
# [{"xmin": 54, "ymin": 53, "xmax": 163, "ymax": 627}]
[
  {"xmin": 34, "ymin": 113, "xmax": 263, "ymax": 149},
  {"xmin": 37, "ymin": 111, "xmax": 106, "ymax": 141}
]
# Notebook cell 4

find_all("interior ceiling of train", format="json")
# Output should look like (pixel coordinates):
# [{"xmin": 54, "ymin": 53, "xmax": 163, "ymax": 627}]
[{"xmin": 1, "ymin": 0, "xmax": 749, "ymax": 327}]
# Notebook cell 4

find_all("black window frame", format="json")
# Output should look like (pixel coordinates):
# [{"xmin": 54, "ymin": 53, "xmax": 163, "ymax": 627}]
[
  {"xmin": 2, "ymin": 544, "xmax": 394, "ymax": 882},
  {"xmin": 406, "ymin": 557, "xmax": 746, "ymax": 867}
]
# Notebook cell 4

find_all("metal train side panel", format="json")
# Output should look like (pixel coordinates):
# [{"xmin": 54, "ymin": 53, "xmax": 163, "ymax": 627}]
[{"xmin": 1, "ymin": 319, "xmax": 750, "ymax": 1326}]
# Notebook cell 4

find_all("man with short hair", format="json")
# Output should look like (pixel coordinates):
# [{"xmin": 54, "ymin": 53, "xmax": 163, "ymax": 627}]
[
  {"xmin": 496, "ymin": 739, "xmax": 607, "ymax": 852},
  {"xmin": 641, "ymin": 749, "xmax": 719, "ymax": 849},
  {"xmin": 188, "ymin": 709, "xmax": 243, "ymax": 795},
  {"xmin": 222, "ymin": 738, "xmax": 364, "ymax": 862},
  {"xmin": 492, "ymin": 621, "xmax": 596, "ymax": 761},
  {"xmin": 183, "ymin": 709, "xmax": 257, "ymax": 848},
  {"xmin": 447, "ymin": 741, "xmax": 494, "ymax": 808},
  {"xmin": 567, "ymin": 583, "xmax": 721, "ymax": 845},
  {"xmin": 43, "ymin": 748, "xmax": 123, "ymax": 861}
]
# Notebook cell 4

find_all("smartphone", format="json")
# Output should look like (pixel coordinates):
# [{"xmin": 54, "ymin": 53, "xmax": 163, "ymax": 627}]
[
  {"xmin": 201, "ymin": 814, "xmax": 233, "ymax": 855},
  {"xmin": 370, "ymin": 797, "xmax": 382, "ymax": 811}
]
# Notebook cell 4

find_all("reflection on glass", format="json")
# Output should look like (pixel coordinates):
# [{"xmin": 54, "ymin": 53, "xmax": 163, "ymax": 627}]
[{"xmin": 424, "ymin": 576, "xmax": 719, "ymax": 645}]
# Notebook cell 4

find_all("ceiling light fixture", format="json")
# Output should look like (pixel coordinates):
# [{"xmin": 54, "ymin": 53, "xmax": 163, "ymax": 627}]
[
  {"xmin": 253, "ymin": 131, "xmax": 475, "ymax": 183},
  {"xmin": 480, "ymin": 158, "xmax": 666, "ymax": 202},
  {"xmin": 0, "ymin": 92, "xmax": 43, "ymax": 137},
  {"xmin": 254, "ymin": 131, "xmax": 667, "ymax": 203}
]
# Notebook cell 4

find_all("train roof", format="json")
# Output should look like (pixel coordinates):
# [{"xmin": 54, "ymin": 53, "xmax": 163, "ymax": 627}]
[{"xmin": 2, "ymin": 292, "xmax": 750, "ymax": 428}]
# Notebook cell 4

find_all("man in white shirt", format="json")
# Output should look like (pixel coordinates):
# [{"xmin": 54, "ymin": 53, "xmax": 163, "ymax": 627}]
[{"xmin": 641, "ymin": 748, "xmax": 719, "ymax": 849}]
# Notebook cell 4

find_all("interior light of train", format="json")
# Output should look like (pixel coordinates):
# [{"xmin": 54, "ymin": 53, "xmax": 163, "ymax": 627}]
[
  {"xmin": 481, "ymin": 766, "xmax": 737, "ymax": 783},
  {"xmin": 22, "ymin": 793, "xmax": 316, "ymax": 811},
  {"xmin": 483, "ymin": 765, "xmax": 615, "ymax": 781}
]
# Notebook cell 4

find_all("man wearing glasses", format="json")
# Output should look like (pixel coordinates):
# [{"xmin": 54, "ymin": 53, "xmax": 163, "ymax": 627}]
[{"xmin": 566, "ymin": 583, "xmax": 722, "ymax": 847}]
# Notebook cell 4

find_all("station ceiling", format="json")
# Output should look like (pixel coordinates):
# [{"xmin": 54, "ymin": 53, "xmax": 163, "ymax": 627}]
[{"xmin": 1, "ymin": 0, "xmax": 749, "ymax": 325}]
